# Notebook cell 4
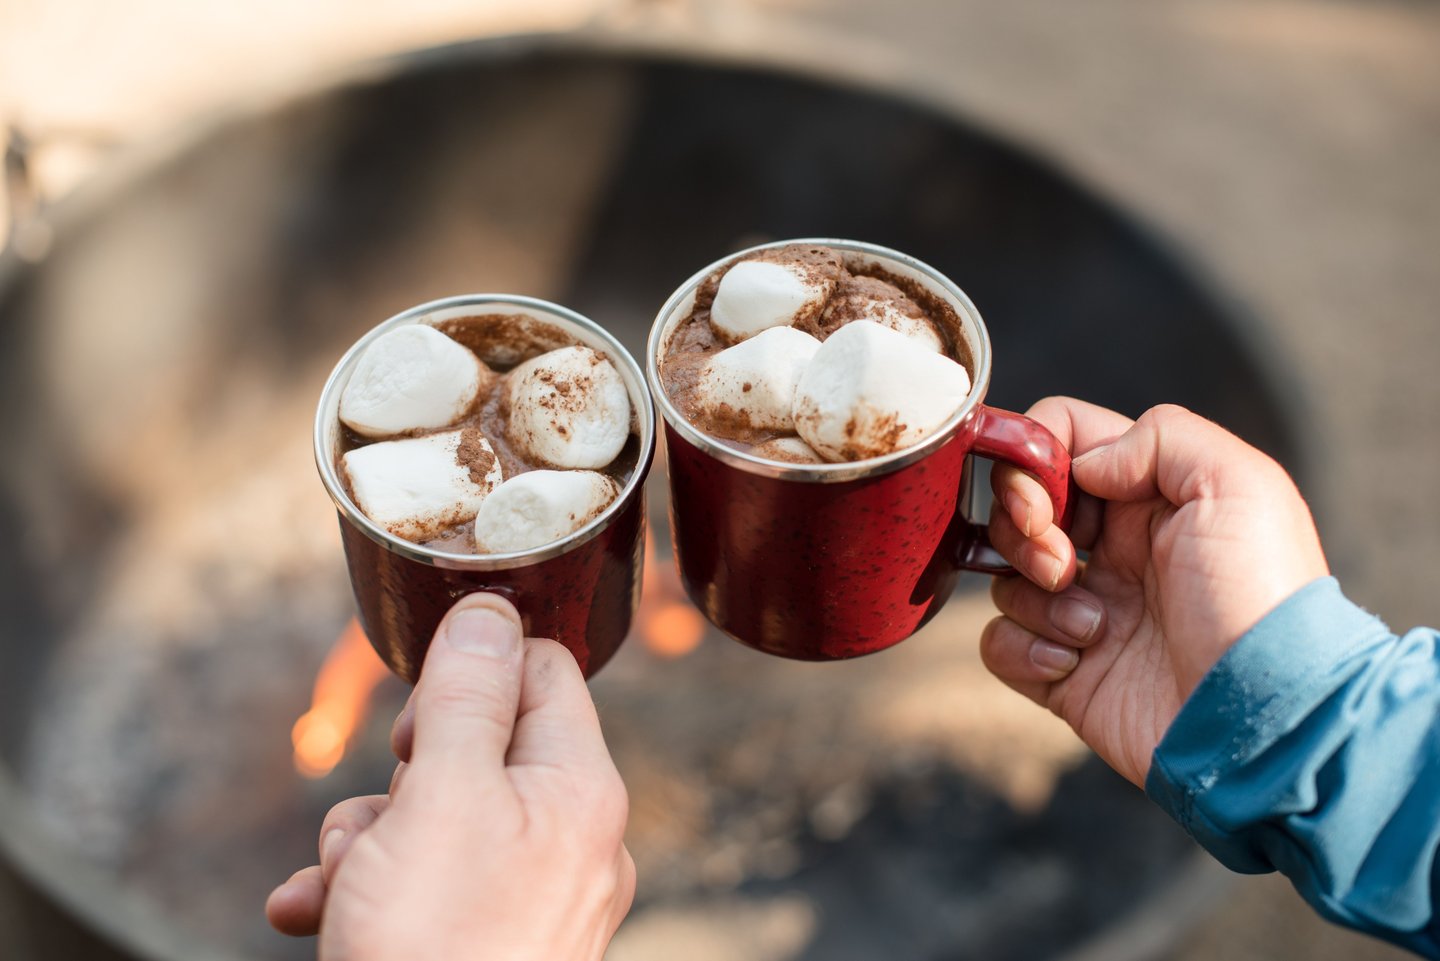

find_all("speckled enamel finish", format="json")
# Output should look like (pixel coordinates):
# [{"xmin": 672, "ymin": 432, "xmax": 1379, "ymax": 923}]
[
  {"xmin": 651, "ymin": 239, "xmax": 1073, "ymax": 661},
  {"xmin": 316, "ymin": 294, "xmax": 655, "ymax": 683},
  {"xmin": 337, "ymin": 480, "xmax": 646, "ymax": 683},
  {"xmin": 664, "ymin": 404, "xmax": 1070, "ymax": 660}
]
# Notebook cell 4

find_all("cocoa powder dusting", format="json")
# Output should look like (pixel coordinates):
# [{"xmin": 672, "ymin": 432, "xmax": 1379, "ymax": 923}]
[
  {"xmin": 530, "ymin": 365, "xmax": 593, "ymax": 415},
  {"xmin": 748, "ymin": 244, "xmax": 844, "ymax": 289},
  {"xmin": 706, "ymin": 401, "xmax": 771, "ymax": 439},
  {"xmin": 455, "ymin": 427, "xmax": 498, "ymax": 486},
  {"xmin": 850, "ymin": 262, "xmax": 970, "ymax": 371},
  {"xmin": 869, "ymin": 413, "xmax": 907, "ymax": 457},
  {"xmin": 337, "ymin": 313, "xmax": 641, "ymax": 552},
  {"xmin": 659, "ymin": 244, "xmax": 973, "ymax": 462}
]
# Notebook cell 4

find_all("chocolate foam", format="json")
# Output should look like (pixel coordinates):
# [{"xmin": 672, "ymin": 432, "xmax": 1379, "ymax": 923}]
[{"xmin": 797, "ymin": 274, "xmax": 933, "ymax": 342}]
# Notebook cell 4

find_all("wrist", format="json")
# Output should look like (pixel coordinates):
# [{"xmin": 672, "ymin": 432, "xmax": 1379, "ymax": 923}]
[{"xmin": 1148, "ymin": 576, "xmax": 1390, "ymax": 850}]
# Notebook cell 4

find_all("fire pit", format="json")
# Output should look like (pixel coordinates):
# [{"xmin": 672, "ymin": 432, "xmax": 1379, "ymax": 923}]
[{"xmin": 0, "ymin": 33, "xmax": 1296, "ymax": 961}]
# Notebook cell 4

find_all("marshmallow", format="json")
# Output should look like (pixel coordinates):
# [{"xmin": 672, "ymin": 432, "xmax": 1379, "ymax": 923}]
[
  {"xmin": 873, "ymin": 306, "xmax": 945, "ymax": 353},
  {"xmin": 824, "ymin": 277, "xmax": 945, "ymax": 353},
  {"xmin": 794, "ymin": 321, "xmax": 971, "ymax": 462},
  {"xmin": 750, "ymin": 436, "xmax": 824, "ymax": 464},
  {"xmin": 506, "ymin": 346, "xmax": 632, "ymax": 469},
  {"xmin": 710, "ymin": 260, "xmax": 834, "ymax": 342},
  {"xmin": 340, "ymin": 325, "xmax": 492, "ymax": 438},
  {"xmin": 343, "ymin": 429, "xmax": 504, "ymax": 542},
  {"xmin": 695, "ymin": 326, "xmax": 821, "ymax": 431},
  {"xmin": 473, "ymin": 470, "xmax": 619, "ymax": 553}
]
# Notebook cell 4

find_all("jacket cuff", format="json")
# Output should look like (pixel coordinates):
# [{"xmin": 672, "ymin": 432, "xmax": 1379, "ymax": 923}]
[{"xmin": 1144, "ymin": 576, "xmax": 1393, "ymax": 870}]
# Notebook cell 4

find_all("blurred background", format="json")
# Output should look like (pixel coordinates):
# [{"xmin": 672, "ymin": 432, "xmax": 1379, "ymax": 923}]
[{"xmin": 0, "ymin": 1, "xmax": 1435, "ymax": 960}]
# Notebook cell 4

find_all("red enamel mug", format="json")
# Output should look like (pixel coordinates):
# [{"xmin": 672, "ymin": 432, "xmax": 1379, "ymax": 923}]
[
  {"xmin": 646, "ymin": 239, "xmax": 1073, "ymax": 660},
  {"xmin": 315, "ymin": 295, "xmax": 655, "ymax": 682}
]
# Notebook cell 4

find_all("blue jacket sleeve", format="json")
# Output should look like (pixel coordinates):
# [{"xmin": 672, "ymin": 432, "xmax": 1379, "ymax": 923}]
[{"xmin": 1146, "ymin": 577, "xmax": 1440, "ymax": 959}]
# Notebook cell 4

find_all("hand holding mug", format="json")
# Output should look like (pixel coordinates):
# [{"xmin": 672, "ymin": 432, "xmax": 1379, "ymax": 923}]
[
  {"xmin": 266, "ymin": 594, "xmax": 635, "ymax": 960},
  {"xmin": 649, "ymin": 239, "xmax": 1074, "ymax": 660},
  {"xmin": 982, "ymin": 398, "xmax": 1329, "ymax": 786}
]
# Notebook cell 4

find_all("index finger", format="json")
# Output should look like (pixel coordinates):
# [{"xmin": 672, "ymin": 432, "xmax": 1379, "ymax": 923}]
[
  {"xmin": 506, "ymin": 639, "xmax": 614, "ymax": 778},
  {"xmin": 992, "ymin": 397, "xmax": 1134, "ymax": 533},
  {"xmin": 1015, "ymin": 396, "xmax": 1137, "ymax": 455}
]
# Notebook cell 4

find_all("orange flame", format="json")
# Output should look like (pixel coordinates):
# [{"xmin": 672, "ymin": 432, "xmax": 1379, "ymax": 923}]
[
  {"xmin": 292, "ymin": 619, "xmax": 390, "ymax": 779},
  {"xmin": 638, "ymin": 530, "xmax": 706, "ymax": 658}
]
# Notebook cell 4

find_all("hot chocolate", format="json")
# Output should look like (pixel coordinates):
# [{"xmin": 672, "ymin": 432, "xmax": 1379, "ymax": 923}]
[
  {"xmin": 659, "ymin": 243, "xmax": 974, "ymax": 463},
  {"xmin": 336, "ymin": 313, "xmax": 640, "ymax": 554},
  {"xmin": 645, "ymin": 238, "xmax": 1073, "ymax": 661}
]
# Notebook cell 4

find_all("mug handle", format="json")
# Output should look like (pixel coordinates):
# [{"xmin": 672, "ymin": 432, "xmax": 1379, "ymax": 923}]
[{"xmin": 956, "ymin": 405, "xmax": 1075, "ymax": 573}]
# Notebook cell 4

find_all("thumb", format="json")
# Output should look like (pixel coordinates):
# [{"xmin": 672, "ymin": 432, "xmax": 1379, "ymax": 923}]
[
  {"xmin": 408, "ymin": 594, "xmax": 525, "ymax": 780},
  {"xmin": 1071, "ymin": 404, "xmax": 1267, "ymax": 507}
]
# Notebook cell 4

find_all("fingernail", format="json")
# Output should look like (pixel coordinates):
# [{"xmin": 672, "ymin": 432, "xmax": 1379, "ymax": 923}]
[
  {"xmin": 1030, "ymin": 639, "xmax": 1079, "ymax": 674},
  {"xmin": 1027, "ymin": 545, "xmax": 1065, "ymax": 591},
  {"xmin": 445, "ymin": 608, "xmax": 520, "ymax": 657},
  {"xmin": 320, "ymin": 828, "xmax": 345, "ymax": 875},
  {"xmin": 1072, "ymin": 443, "xmax": 1112, "ymax": 469},
  {"xmin": 1004, "ymin": 491, "xmax": 1032, "ymax": 537},
  {"xmin": 1051, "ymin": 596, "xmax": 1102, "ymax": 642}
]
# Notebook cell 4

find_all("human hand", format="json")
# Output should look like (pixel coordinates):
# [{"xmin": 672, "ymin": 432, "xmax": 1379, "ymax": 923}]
[
  {"xmin": 265, "ymin": 594, "xmax": 635, "ymax": 960},
  {"xmin": 983, "ymin": 400, "xmax": 1328, "ymax": 787}
]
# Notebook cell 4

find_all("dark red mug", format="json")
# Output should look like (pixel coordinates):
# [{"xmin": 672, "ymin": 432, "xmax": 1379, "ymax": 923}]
[
  {"xmin": 314, "ymin": 295, "xmax": 655, "ymax": 682},
  {"xmin": 646, "ymin": 239, "xmax": 1073, "ymax": 660}
]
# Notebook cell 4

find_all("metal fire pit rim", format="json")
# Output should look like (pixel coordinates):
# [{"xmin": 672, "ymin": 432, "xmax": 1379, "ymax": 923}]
[
  {"xmin": 0, "ymin": 25, "xmax": 1295, "ymax": 961},
  {"xmin": 0, "ymin": 24, "xmax": 1322, "ymax": 495},
  {"xmin": 1055, "ymin": 849, "xmax": 1233, "ymax": 961},
  {"xmin": 0, "ymin": 769, "xmax": 249, "ymax": 961},
  {"xmin": 561, "ymin": 24, "xmax": 1319, "ymax": 487}
]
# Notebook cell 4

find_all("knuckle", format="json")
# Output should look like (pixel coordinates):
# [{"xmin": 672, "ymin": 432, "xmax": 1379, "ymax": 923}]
[
  {"xmin": 1140, "ymin": 403, "xmax": 1205, "ymax": 443},
  {"xmin": 579, "ymin": 848, "xmax": 628, "ymax": 921},
  {"xmin": 990, "ymin": 574, "xmax": 1032, "ymax": 618},
  {"xmin": 1146, "ymin": 402, "xmax": 1195, "ymax": 425},
  {"xmin": 1029, "ymin": 395, "xmax": 1071, "ymax": 420},
  {"xmin": 421, "ymin": 675, "xmax": 513, "ymax": 721},
  {"xmin": 527, "ymin": 636, "xmax": 570, "ymax": 658},
  {"xmin": 978, "ymin": 617, "xmax": 1008, "ymax": 668},
  {"xmin": 989, "ymin": 462, "xmax": 1022, "ymax": 489},
  {"xmin": 985, "ymin": 507, "xmax": 1019, "ymax": 549},
  {"xmin": 1249, "ymin": 451, "xmax": 1294, "ymax": 489},
  {"xmin": 581, "ymin": 768, "xmax": 631, "ymax": 838},
  {"xmin": 614, "ymin": 852, "xmax": 638, "ymax": 914}
]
